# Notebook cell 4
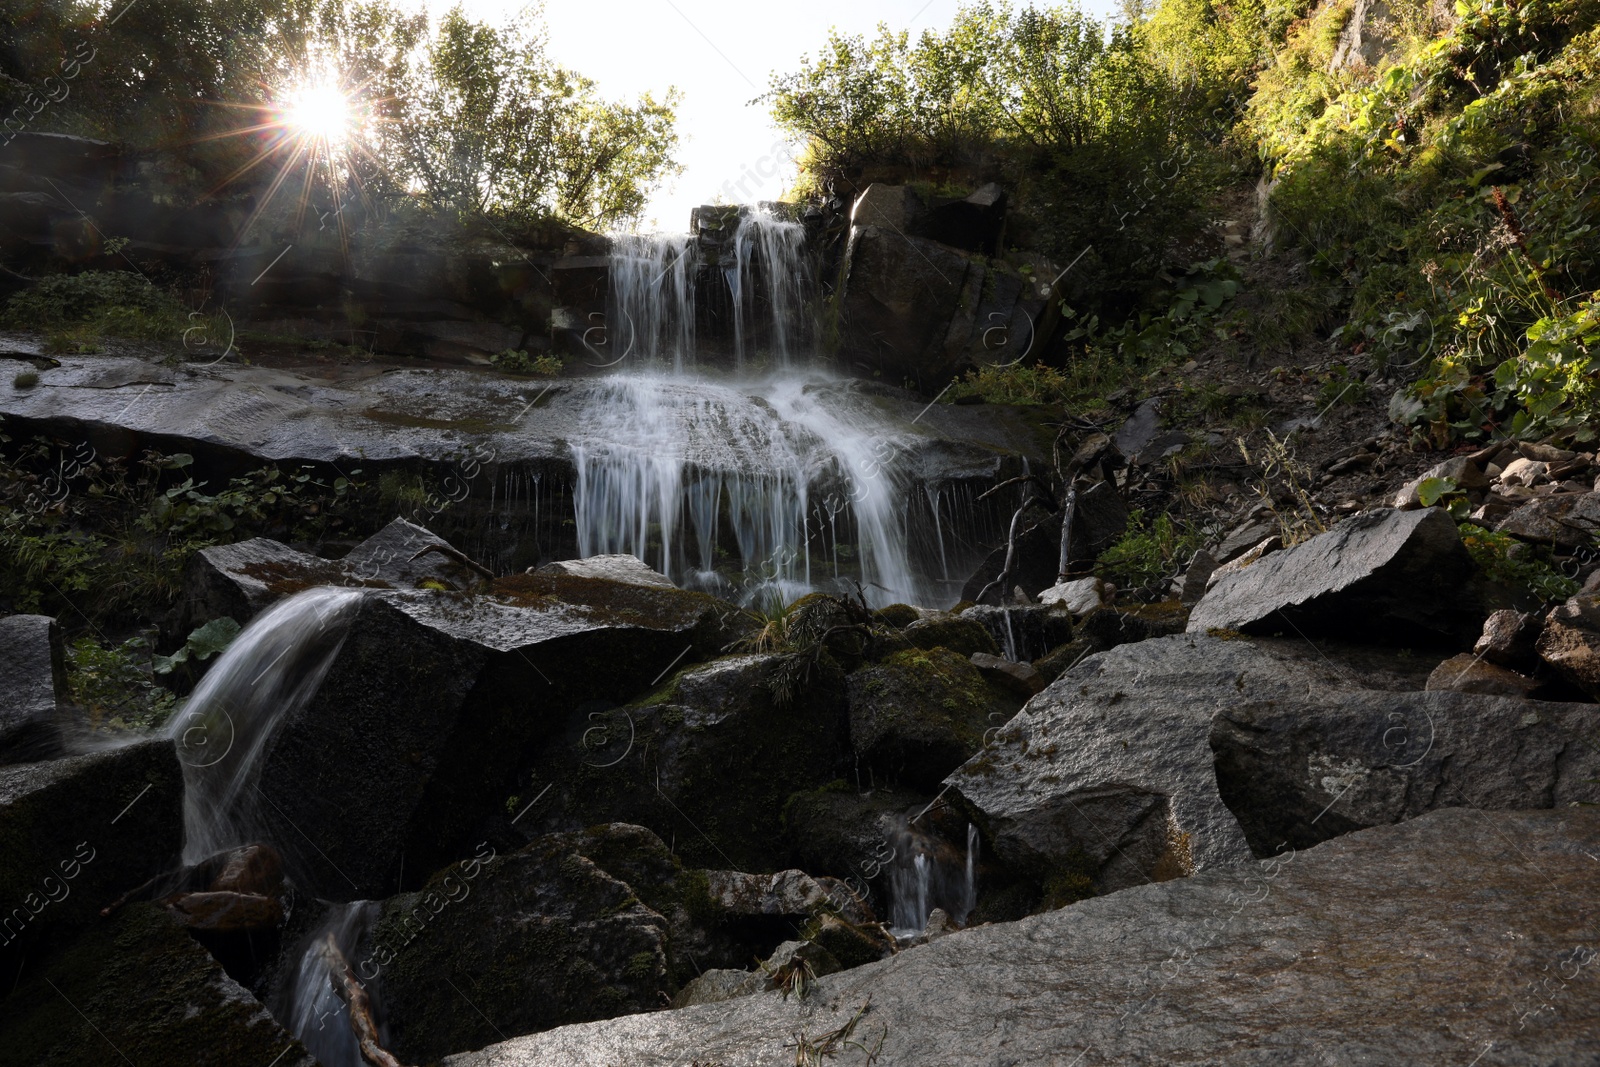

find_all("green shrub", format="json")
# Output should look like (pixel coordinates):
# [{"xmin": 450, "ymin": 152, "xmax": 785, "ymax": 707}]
[
  {"xmin": 491, "ymin": 349, "xmax": 563, "ymax": 376},
  {"xmin": 2, "ymin": 272, "xmax": 188, "ymax": 342},
  {"xmin": 1458, "ymin": 522, "xmax": 1582, "ymax": 603},
  {"xmin": 1097, "ymin": 508, "xmax": 1205, "ymax": 590},
  {"xmin": 67, "ymin": 634, "xmax": 178, "ymax": 731}
]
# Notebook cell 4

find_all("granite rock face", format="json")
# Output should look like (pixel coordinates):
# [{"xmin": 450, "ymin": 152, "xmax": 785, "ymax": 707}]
[
  {"xmin": 438, "ymin": 808, "xmax": 1600, "ymax": 1067},
  {"xmin": 1187, "ymin": 507, "xmax": 1487, "ymax": 642},
  {"xmin": 0, "ymin": 614, "xmax": 66, "ymax": 764}
]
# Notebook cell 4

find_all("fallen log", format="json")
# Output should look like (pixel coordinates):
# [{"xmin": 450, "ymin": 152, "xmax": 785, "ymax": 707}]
[{"xmin": 322, "ymin": 933, "xmax": 413, "ymax": 1067}]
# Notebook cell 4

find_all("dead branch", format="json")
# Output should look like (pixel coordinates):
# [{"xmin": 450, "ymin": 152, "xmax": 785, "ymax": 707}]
[
  {"xmin": 322, "ymin": 933, "xmax": 413, "ymax": 1067},
  {"xmin": 409, "ymin": 543, "xmax": 495, "ymax": 582}
]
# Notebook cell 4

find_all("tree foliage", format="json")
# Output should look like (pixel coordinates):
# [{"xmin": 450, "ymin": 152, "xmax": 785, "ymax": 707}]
[{"xmin": 0, "ymin": 0, "xmax": 679, "ymax": 230}]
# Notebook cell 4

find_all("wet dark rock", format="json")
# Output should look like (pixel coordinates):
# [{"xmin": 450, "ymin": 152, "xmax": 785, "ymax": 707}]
[
  {"xmin": 968, "ymin": 652, "xmax": 1045, "ymax": 698},
  {"xmin": 848, "ymin": 649, "xmax": 1015, "ymax": 791},
  {"xmin": 1536, "ymin": 592, "xmax": 1600, "ymax": 700},
  {"xmin": 1179, "ymin": 548, "xmax": 1218, "ymax": 606},
  {"xmin": 514, "ymin": 653, "xmax": 849, "ymax": 873},
  {"xmin": 782, "ymin": 784, "xmax": 929, "ymax": 884},
  {"xmin": 179, "ymin": 537, "xmax": 347, "ymax": 630},
  {"xmin": 837, "ymin": 225, "xmax": 980, "ymax": 387},
  {"xmin": 368, "ymin": 830, "xmax": 671, "ymax": 1065},
  {"xmin": 704, "ymin": 869, "xmax": 872, "ymax": 927},
  {"xmin": 252, "ymin": 575, "xmax": 752, "ymax": 898},
  {"xmin": 439, "ymin": 809, "xmax": 1600, "ymax": 1067},
  {"xmin": 958, "ymin": 605, "xmax": 1072, "ymax": 662},
  {"xmin": 1188, "ymin": 508, "xmax": 1486, "ymax": 643},
  {"xmin": 0, "ymin": 739, "xmax": 183, "ymax": 960},
  {"xmin": 0, "ymin": 614, "xmax": 66, "ymax": 764},
  {"xmin": 913, "ymin": 183, "xmax": 1008, "ymax": 255},
  {"xmin": 341, "ymin": 516, "xmax": 480, "ymax": 590},
  {"xmin": 0, "ymin": 904, "xmax": 314, "ymax": 1067}
]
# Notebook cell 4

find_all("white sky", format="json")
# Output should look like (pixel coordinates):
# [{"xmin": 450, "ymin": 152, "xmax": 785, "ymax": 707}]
[{"xmin": 433, "ymin": 1, "xmax": 1119, "ymax": 232}]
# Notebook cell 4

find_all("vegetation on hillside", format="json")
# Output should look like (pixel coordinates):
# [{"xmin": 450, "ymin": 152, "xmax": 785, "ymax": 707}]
[{"xmin": 767, "ymin": 0, "xmax": 1600, "ymax": 445}]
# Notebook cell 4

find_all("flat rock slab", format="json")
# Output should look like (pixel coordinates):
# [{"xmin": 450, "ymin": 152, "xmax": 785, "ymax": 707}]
[
  {"xmin": 0, "ymin": 353, "xmax": 1047, "ymax": 482},
  {"xmin": 439, "ymin": 808, "xmax": 1600, "ymax": 1067},
  {"xmin": 1188, "ymin": 507, "xmax": 1483, "ymax": 642}
]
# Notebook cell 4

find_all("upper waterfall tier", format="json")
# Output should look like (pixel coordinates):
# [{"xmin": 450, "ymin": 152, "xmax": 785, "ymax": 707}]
[{"xmin": 604, "ymin": 207, "xmax": 815, "ymax": 371}]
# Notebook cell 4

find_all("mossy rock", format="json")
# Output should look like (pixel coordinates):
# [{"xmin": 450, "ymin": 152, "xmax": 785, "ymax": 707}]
[
  {"xmin": 846, "ymin": 648, "xmax": 1019, "ymax": 791},
  {"xmin": 782, "ymin": 783, "xmax": 929, "ymax": 884},
  {"xmin": 872, "ymin": 604, "xmax": 923, "ymax": 629},
  {"xmin": 0, "ymin": 904, "xmax": 313, "ymax": 1067},
  {"xmin": 899, "ymin": 613, "xmax": 1001, "ymax": 659}
]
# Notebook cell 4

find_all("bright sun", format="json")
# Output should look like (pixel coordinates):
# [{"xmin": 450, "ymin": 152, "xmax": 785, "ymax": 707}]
[{"xmin": 281, "ymin": 81, "xmax": 353, "ymax": 148}]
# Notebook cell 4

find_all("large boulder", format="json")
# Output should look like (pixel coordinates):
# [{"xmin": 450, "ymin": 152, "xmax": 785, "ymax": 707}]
[
  {"xmin": 950, "ymin": 634, "xmax": 1600, "ymax": 899},
  {"xmin": 0, "ymin": 904, "xmax": 314, "ymax": 1067},
  {"xmin": 339, "ymin": 516, "xmax": 481, "ymax": 590},
  {"xmin": 0, "ymin": 739, "xmax": 183, "ymax": 960},
  {"xmin": 1187, "ymin": 508, "xmax": 1486, "ymax": 643},
  {"xmin": 512, "ymin": 653, "xmax": 849, "ymax": 873},
  {"xmin": 535, "ymin": 554, "xmax": 676, "ymax": 589},
  {"xmin": 1495, "ymin": 492, "xmax": 1600, "ymax": 547},
  {"xmin": 0, "ymin": 614, "xmax": 66, "ymax": 763},
  {"xmin": 366, "ymin": 829, "xmax": 672, "ymax": 1064},
  {"xmin": 218, "ymin": 574, "xmax": 750, "ymax": 899},
  {"xmin": 837, "ymin": 225, "xmax": 978, "ymax": 387},
  {"xmin": 847, "ymin": 649, "xmax": 1015, "ymax": 791},
  {"xmin": 782, "ymin": 784, "xmax": 930, "ymax": 884},
  {"xmin": 438, "ymin": 809, "xmax": 1600, "ymax": 1067}
]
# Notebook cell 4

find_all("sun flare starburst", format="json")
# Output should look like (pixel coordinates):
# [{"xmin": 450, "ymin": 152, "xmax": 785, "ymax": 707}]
[{"xmin": 279, "ymin": 81, "xmax": 354, "ymax": 149}]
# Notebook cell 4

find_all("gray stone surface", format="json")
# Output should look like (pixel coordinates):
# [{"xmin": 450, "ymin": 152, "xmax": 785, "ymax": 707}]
[
  {"xmin": 952, "ymin": 634, "xmax": 1600, "ymax": 889},
  {"xmin": 1537, "ymin": 591, "xmax": 1600, "ymax": 700},
  {"xmin": 341, "ymin": 516, "xmax": 478, "ymax": 589},
  {"xmin": 0, "ymin": 614, "xmax": 65, "ymax": 763},
  {"xmin": 535, "ymin": 553, "xmax": 676, "ymax": 588},
  {"xmin": 440, "ymin": 808, "xmax": 1600, "ymax": 1067},
  {"xmin": 1188, "ymin": 507, "xmax": 1484, "ymax": 642},
  {"xmin": 178, "ymin": 537, "xmax": 344, "ymax": 630},
  {"xmin": 0, "ymin": 739, "xmax": 184, "ymax": 958},
  {"xmin": 1496, "ymin": 492, "xmax": 1600, "ymax": 547}
]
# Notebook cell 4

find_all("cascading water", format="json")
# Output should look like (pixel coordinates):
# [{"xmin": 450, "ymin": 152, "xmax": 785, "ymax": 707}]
[
  {"xmin": 885, "ymin": 816, "xmax": 980, "ymax": 936},
  {"xmin": 577, "ymin": 208, "xmax": 960, "ymax": 607},
  {"xmin": 168, "ymin": 587, "xmax": 365, "ymax": 864},
  {"xmin": 282, "ymin": 901, "xmax": 378, "ymax": 1067}
]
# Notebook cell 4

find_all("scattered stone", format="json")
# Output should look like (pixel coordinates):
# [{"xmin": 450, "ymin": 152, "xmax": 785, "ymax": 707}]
[
  {"xmin": 704, "ymin": 869, "xmax": 872, "ymax": 927},
  {"xmin": 1390, "ymin": 456, "xmax": 1488, "ymax": 508},
  {"xmin": 1188, "ymin": 508, "xmax": 1485, "ymax": 643},
  {"xmin": 438, "ymin": 810, "xmax": 1600, "ymax": 1067},
  {"xmin": 969, "ymin": 652, "xmax": 1046, "ymax": 697},
  {"xmin": 1499, "ymin": 457, "xmax": 1549, "ymax": 487},
  {"xmin": 1113, "ymin": 398, "xmax": 1162, "ymax": 459},
  {"xmin": 1495, "ymin": 492, "xmax": 1600, "ymax": 548},
  {"xmin": 1213, "ymin": 519, "xmax": 1276, "ymax": 563},
  {"xmin": 1517, "ymin": 441, "xmax": 1580, "ymax": 463},
  {"xmin": 535, "ymin": 553, "xmax": 676, "ymax": 589},
  {"xmin": 1474, "ymin": 609, "xmax": 1541, "ymax": 670},
  {"xmin": 1037, "ymin": 577, "xmax": 1113, "ymax": 616},
  {"xmin": 1178, "ymin": 549, "xmax": 1218, "ymax": 606},
  {"xmin": 1536, "ymin": 592, "xmax": 1600, "ymax": 700},
  {"xmin": 0, "ymin": 614, "xmax": 65, "ymax": 764},
  {"xmin": 1424, "ymin": 653, "xmax": 1540, "ymax": 698},
  {"xmin": 1204, "ymin": 534, "xmax": 1281, "ymax": 586}
]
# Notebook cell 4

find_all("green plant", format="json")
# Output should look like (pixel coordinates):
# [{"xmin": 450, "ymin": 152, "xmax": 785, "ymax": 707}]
[
  {"xmin": 66, "ymin": 634, "xmax": 178, "ymax": 731},
  {"xmin": 152, "ymin": 617, "xmax": 241, "ymax": 675},
  {"xmin": 491, "ymin": 349, "xmax": 563, "ymax": 377},
  {"xmin": 1458, "ymin": 523, "xmax": 1582, "ymax": 602},
  {"xmin": 12, "ymin": 370, "xmax": 39, "ymax": 389},
  {"xmin": 3, "ymin": 272, "xmax": 188, "ymax": 342},
  {"xmin": 944, "ymin": 361, "xmax": 1069, "ymax": 405},
  {"xmin": 1096, "ymin": 508, "xmax": 1205, "ymax": 591}
]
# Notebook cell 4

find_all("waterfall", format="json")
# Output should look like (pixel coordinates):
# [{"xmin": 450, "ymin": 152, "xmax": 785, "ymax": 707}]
[
  {"xmin": 885, "ymin": 816, "xmax": 980, "ymax": 936},
  {"xmin": 728, "ymin": 210, "xmax": 810, "ymax": 367},
  {"xmin": 609, "ymin": 233, "xmax": 697, "ymax": 371},
  {"xmin": 282, "ymin": 901, "xmax": 378, "ymax": 1067},
  {"xmin": 168, "ymin": 588, "xmax": 365, "ymax": 865}
]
